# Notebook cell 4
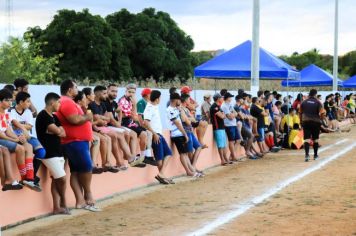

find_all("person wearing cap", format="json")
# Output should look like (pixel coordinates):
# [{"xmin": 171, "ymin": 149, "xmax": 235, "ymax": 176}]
[
  {"xmin": 300, "ymin": 89, "xmax": 322, "ymax": 162},
  {"xmin": 167, "ymin": 93, "xmax": 202, "ymax": 178},
  {"xmin": 201, "ymin": 93, "xmax": 212, "ymax": 123},
  {"xmin": 118, "ymin": 84, "xmax": 152, "ymax": 162},
  {"xmin": 210, "ymin": 93, "xmax": 230, "ymax": 165},
  {"xmin": 137, "ymin": 88, "xmax": 151, "ymax": 125},
  {"xmin": 181, "ymin": 86, "xmax": 208, "ymax": 149},
  {"xmin": 221, "ymin": 92, "xmax": 240, "ymax": 162}
]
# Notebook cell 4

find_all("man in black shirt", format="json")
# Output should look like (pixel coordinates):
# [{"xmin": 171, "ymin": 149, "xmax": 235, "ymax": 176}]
[
  {"xmin": 36, "ymin": 92, "xmax": 69, "ymax": 215},
  {"xmin": 209, "ymin": 93, "xmax": 229, "ymax": 165},
  {"xmin": 89, "ymin": 86, "xmax": 143, "ymax": 168},
  {"xmin": 300, "ymin": 89, "xmax": 322, "ymax": 162},
  {"xmin": 250, "ymin": 97, "xmax": 268, "ymax": 154}
]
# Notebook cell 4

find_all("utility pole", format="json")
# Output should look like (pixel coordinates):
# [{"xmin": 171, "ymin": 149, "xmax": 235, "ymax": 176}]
[
  {"xmin": 251, "ymin": 0, "xmax": 260, "ymax": 96},
  {"xmin": 5, "ymin": 0, "xmax": 13, "ymax": 38},
  {"xmin": 332, "ymin": 0, "xmax": 339, "ymax": 92}
]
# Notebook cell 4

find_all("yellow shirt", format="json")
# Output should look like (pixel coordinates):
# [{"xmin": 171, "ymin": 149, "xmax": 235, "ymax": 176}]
[{"xmin": 281, "ymin": 115, "xmax": 294, "ymax": 129}]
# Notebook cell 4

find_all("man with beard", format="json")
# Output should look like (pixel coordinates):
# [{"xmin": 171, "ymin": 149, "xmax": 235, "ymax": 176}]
[
  {"xmin": 88, "ymin": 86, "xmax": 142, "ymax": 168},
  {"xmin": 105, "ymin": 84, "xmax": 152, "ymax": 166},
  {"xmin": 56, "ymin": 79, "xmax": 100, "ymax": 212},
  {"xmin": 118, "ymin": 84, "xmax": 153, "ymax": 164}
]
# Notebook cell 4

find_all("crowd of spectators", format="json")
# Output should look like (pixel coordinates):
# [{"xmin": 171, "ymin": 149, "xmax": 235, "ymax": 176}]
[{"xmin": 0, "ymin": 79, "xmax": 355, "ymax": 214}]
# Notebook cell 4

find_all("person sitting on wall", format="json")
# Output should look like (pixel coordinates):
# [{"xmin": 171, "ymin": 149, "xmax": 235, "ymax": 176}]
[{"xmin": 13, "ymin": 78, "xmax": 38, "ymax": 117}]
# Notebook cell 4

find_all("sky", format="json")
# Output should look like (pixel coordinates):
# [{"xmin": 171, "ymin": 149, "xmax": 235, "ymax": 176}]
[{"xmin": 0, "ymin": 0, "xmax": 355, "ymax": 56}]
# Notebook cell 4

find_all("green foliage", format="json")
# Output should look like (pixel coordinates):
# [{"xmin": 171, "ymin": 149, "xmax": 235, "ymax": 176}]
[
  {"xmin": 26, "ymin": 9, "xmax": 132, "ymax": 83},
  {"xmin": 191, "ymin": 51, "xmax": 215, "ymax": 68},
  {"xmin": 106, "ymin": 8, "xmax": 194, "ymax": 83},
  {"xmin": 280, "ymin": 48, "xmax": 356, "ymax": 79},
  {"xmin": 0, "ymin": 37, "xmax": 60, "ymax": 84}
]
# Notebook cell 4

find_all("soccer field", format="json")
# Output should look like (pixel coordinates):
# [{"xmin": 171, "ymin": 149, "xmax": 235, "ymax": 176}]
[{"xmin": 5, "ymin": 126, "xmax": 356, "ymax": 236}]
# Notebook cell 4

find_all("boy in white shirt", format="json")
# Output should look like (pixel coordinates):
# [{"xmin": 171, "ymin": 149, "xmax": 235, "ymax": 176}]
[{"xmin": 143, "ymin": 90, "xmax": 174, "ymax": 184}]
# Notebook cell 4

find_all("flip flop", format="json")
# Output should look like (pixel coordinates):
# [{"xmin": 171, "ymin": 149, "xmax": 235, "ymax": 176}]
[
  {"xmin": 155, "ymin": 175, "xmax": 169, "ymax": 185},
  {"xmin": 117, "ymin": 166, "xmax": 128, "ymax": 171}
]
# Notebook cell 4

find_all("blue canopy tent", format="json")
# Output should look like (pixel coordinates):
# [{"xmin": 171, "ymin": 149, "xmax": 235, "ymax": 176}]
[
  {"xmin": 194, "ymin": 40, "xmax": 300, "ymax": 80},
  {"xmin": 281, "ymin": 64, "xmax": 343, "ymax": 87},
  {"xmin": 341, "ymin": 75, "xmax": 356, "ymax": 88}
]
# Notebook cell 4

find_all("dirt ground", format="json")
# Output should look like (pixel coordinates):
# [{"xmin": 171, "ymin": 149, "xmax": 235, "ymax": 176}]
[{"xmin": 4, "ymin": 126, "xmax": 356, "ymax": 236}]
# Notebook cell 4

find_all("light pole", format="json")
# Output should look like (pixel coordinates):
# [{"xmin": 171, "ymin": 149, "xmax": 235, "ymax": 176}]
[
  {"xmin": 251, "ymin": 0, "xmax": 260, "ymax": 95},
  {"xmin": 332, "ymin": 0, "xmax": 339, "ymax": 92}
]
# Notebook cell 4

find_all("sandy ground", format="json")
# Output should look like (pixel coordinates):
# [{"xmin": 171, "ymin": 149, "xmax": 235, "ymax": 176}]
[{"xmin": 4, "ymin": 126, "xmax": 356, "ymax": 236}]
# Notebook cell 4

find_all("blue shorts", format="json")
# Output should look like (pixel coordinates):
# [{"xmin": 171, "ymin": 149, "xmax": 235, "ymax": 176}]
[
  {"xmin": 225, "ymin": 126, "xmax": 240, "ymax": 141},
  {"xmin": 28, "ymin": 137, "xmax": 42, "ymax": 150},
  {"xmin": 187, "ymin": 132, "xmax": 201, "ymax": 152},
  {"xmin": 152, "ymin": 134, "xmax": 172, "ymax": 161},
  {"xmin": 62, "ymin": 141, "xmax": 92, "ymax": 173},
  {"xmin": 214, "ymin": 129, "xmax": 227, "ymax": 149},
  {"xmin": 0, "ymin": 139, "xmax": 17, "ymax": 152},
  {"xmin": 256, "ymin": 128, "xmax": 265, "ymax": 142}
]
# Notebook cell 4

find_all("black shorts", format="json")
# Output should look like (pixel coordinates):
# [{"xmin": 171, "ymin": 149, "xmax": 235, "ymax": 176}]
[
  {"xmin": 122, "ymin": 118, "xmax": 146, "ymax": 135},
  {"xmin": 241, "ymin": 125, "xmax": 253, "ymax": 140},
  {"xmin": 302, "ymin": 121, "xmax": 321, "ymax": 141},
  {"xmin": 128, "ymin": 126, "xmax": 146, "ymax": 136},
  {"xmin": 171, "ymin": 136, "xmax": 189, "ymax": 154}
]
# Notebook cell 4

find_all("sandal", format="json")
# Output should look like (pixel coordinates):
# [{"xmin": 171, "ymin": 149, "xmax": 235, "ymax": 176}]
[
  {"xmin": 201, "ymin": 144, "xmax": 208, "ymax": 149},
  {"xmin": 155, "ymin": 175, "xmax": 170, "ymax": 185},
  {"xmin": 167, "ymin": 178, "xmax": 175, "ymax": 184},
  {"xmin": 103, "ymin": 166, "xmax": 119, "ymax": 173}
]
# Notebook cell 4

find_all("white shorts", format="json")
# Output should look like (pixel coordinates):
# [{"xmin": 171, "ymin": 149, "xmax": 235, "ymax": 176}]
[
  {"xmin": 41, "ymin": 157, "xmax": 66, "ymax": 179},
  {"xmin": 108, "ymin": 126, "xmax": 131, "ymax": 133}
]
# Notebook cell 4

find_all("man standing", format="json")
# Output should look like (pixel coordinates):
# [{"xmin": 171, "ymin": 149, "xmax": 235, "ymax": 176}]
[
  {"xmin": 143, "ymin": 90, "xmax": 174, "ymax": 184},
  {"xmin": 56, "ymin": 79, "xmax": 100, "ymax": 212},
  {"xmin": 300, "ymin": 89, "xmax": 322, "ymax": 162},
  {"xmin": 220, "ymin": 92, "xmax": 240, "ymax": 162},
  {"xmin": 201, "ymin": 93, "xmax": 212, "ymax": 123},
  {"xmin": 167, "ymin": 93, "xmax": 201, "ymax": 177},
  {"xmin": 210, "ymin": 93, "xmax": 229, "ymax": 165}
]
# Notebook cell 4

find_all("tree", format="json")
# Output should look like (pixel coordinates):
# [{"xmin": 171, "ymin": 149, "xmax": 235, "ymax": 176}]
[
  {"xmin": 106, "ymin": 8, "xmax": 194, "ymax": 83},
  {"xmin": 26, "ymin": 9, "xmax": 132, "ymax": 83},
  {"xmin": 0, "ymin": 37, "xmax": 60, "ymax": 84}
]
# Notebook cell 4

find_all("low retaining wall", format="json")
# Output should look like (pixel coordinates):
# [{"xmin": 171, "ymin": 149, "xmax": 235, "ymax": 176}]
[
  {"xmin": 1, "ymin": 119, "xmax": 351, "ymax": 229},
  {"xmin": 0, "ymin": 125, "xmax": 245, "ymax": 228}
]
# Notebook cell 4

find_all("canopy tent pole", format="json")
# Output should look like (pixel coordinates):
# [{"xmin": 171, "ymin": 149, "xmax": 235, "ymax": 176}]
[
  {"xmin": 332, "ymin": 0, "xmax": 339, "ymax": 92},
  {"xmin": 251, "ymin": 0, "xmax": 260, "ymax": 96}
]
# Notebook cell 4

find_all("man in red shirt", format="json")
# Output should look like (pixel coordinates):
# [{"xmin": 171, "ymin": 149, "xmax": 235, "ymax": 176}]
[{"xmin": 56, "ymin": 79, "xmax": 100, "ymax": 212}]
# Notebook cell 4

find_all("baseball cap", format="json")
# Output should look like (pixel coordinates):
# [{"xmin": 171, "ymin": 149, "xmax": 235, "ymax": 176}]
[
  {"xmin": 213, "ymin": 93, "xmax": 222, "ymax": 101},
  {"xmin": 224, "ymin": 92, "xmax": 234, "ymax": 100},
  {"xmin": 203, "ymin": 93, "xmax": 212, "ymax": 98},
  {"xmin": 141, "ymin": 88, "xmax": 151, "ymax": 96},
  {"xmin": 126, "ymin": 83, "xmax": 137, "ymax": 90},
  {"xmin": 181, "ymin": 86, "xmax": 192, "ymax": 94}
]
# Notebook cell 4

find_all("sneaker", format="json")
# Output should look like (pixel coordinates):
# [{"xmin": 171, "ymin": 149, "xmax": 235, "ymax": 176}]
[
  {"xmin": 143, "ymin": 156, "xmax": 158, "ymax": 166},
  {"xmin": 305, "ymin": 155, "xmax": 310, "ymax": 162},
  {"xmin": 92, "ymin": 167, "xmax": 104, "ymax": 174},
  {"xmin": 314, "ymin": 155, "xmax": 319, "ymax": 160},
  {"xmin": 22, "ymin": 180, "xmax": 42, "ymax": 192},
  {"xmin": 2, "ymin": 181, "xmax": 23, "ymax": 191}
]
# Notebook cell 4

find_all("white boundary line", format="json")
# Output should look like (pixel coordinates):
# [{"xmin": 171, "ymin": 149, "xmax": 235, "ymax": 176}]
[
  {"xmin": 188, "ymin": 139, "xmax": 355, "ymax": 236},
  {"xmin": 269, "ymin": 139, "xmax": 348, "ymax": 156}
]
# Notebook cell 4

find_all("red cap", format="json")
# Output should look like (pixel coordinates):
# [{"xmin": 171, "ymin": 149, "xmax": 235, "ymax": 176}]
[
  {"xmin": 141, "ymin": 88, "xmax": 152, "ymax": 96},
  {"xmin": 181, "ymin": 86, "xmax": 192, "ymax": 94}
]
